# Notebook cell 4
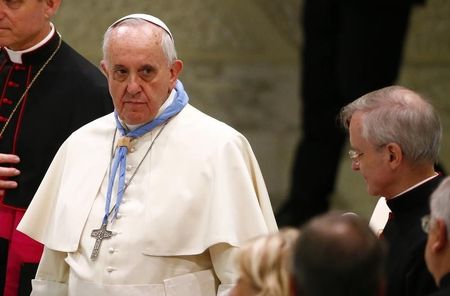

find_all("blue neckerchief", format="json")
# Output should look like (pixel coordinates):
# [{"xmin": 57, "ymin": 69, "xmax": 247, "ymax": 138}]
[{"xmin": 103, "ymin": 80, "xmax": 188, "ymax": 224}]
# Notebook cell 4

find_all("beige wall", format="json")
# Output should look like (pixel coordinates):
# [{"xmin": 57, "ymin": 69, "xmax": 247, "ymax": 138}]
[{"xmin": 54, "ymin": 0, "xmax": 450, "ymax": 219}]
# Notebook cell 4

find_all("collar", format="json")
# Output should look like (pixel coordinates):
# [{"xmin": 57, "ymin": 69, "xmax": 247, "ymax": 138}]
[
  {"xmin": 439, "ymin": 272, "xmax": 450, "ymax": 289},
  {"xmin": 393, "ymin": 173, "xmax": 440, "ymax": 198},
  {"xmin": 4, "ymin": 23, "xmax": 56, "ymax": 64},
  {"xmin": 386, "ymin": 174, "xmax": 444, "ymax": 214}
]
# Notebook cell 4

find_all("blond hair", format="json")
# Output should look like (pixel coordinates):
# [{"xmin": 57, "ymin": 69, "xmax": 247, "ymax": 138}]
[{"xmin": 237, "ymin": 228, "xmax": 300, "ymax": 296}]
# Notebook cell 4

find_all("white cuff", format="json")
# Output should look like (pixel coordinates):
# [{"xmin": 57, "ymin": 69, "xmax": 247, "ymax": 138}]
[
  {"xmin": 217, "ymin": 283, "xmax": 233, "ymax": 296},
  {"xmin": 31, "ymin": 279, "xmax": 68, "ymax": 296},
  {"xmin": 164, "ymin": 269, "xmax": 217, "ymax": 296}
]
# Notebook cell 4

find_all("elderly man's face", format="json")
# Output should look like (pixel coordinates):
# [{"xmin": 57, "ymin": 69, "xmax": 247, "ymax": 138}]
[
  {"xmin": 348, "ymin": 111, "xmax": 394, "ymax": 197},
  {"xmin": 101, "ymin": 24, "xmax": 182, "ymax": 125},
  {"xmin": 424, "ymin": 217, "xmax": 450, "ymax": 287},
  {"xmin": 0, "ymin": 0, "xmax": 59, "ymax": 50}
]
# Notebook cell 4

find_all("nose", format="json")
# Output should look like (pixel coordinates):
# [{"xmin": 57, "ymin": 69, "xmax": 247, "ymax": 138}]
[
  {"xmin": 351, "ymin": 161, "xmax": 360, "ymax": 171},
  {"xmin": 126, "ymin": 74, "xmax": 142, "ymax": 96}
]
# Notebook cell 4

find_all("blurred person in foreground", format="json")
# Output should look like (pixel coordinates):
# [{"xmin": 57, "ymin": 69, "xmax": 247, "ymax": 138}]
[
  {"xmin": 230, "ymin": 228, "xmax": 299, "ymax": 296},
  {"xmin": 17, "ymin": 13, "xmax": 277, "ymax": 296},
  {"xmin": 340, "ymin": 85, "xmax": 443, "ymax": 296},
  {"xmin": 292, "ymin": 212, "xmax": 386, "ymax": 296},
  {"xmin": 0, "ymin": 0, "xmax": 112, "ymax": 295},
  {"xmin": 423, "ymin": 176, "xmax": 450, "ymax": 295}
]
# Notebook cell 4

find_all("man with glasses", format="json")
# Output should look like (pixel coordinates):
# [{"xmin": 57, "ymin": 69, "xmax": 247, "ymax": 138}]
[
  {"xmin": 340, "ymin": 85, "xmax": 443, "ymax": 296},
  {"xmin": 423, "ymin": 176, "xmax": 450, "ymax": 295}
]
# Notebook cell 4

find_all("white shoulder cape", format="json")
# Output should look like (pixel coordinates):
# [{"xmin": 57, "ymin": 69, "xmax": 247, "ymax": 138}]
[{"xmin": 18, "ymin": 105, "xmax": 278, "ymax": 255}]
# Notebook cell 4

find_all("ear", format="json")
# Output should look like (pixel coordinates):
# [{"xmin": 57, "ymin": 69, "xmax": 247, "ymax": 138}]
[
  {"xmin": 169, "ymin": 59, "xmax": 183, "ymax": 87},
  {"xmin": 386, "ymin": 143, "xmax": 402, "ymax": 169},
  {"xmin": 431, "ymin": 219, "xmax": 448, "ymax": 253},
  {"xmin": 44, "ymin": 0, "xmax": 61, "ymax": 18},
  {"xmin": 100, "ymin": 60, "xmax": 109, "ymax": 78}
]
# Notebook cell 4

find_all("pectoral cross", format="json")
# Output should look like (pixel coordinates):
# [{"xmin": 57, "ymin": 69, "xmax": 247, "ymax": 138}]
[{"xmin": 90, "ymin": 223, "xmax": 113, "ymax": 260}]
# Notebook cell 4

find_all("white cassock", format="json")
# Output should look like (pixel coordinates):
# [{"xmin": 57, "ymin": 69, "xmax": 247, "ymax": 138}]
[{"xmin": 18, "ymin": 99, "xmax": 278, "ymax": 296}]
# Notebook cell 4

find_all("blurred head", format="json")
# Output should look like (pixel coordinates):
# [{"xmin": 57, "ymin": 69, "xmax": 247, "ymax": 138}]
[
  {"xmin": 340, "ymin": 86, "xmax": 441, "ymax": 197},
  {"xmin": 293, "ymin": 212, "xmax": 386, "ymax": 296},
  {"xmin": 425, "ymin": 176, "xmax": 450, "ymax": 286},
  {"xmin": 231, "ymin": 228, "xmax": 300, "ymax": 296},
  {"xmin": 0, "ymin": 0, "xmax": 60, "ymax": 50},
  {"xmin": 101, "ymin": 14, "xmax": 182, "ymax": 125}
]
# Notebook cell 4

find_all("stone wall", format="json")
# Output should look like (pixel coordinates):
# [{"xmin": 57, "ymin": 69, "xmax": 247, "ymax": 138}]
[{"xmin": 54, "ymin": 0, "xmax": 450, "ymax": 218}]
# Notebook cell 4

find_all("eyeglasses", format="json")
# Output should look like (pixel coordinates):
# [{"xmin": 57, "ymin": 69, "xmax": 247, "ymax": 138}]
[
  {"xmin": 348, "ymin": 150, "xmax": 364, "ymax": 163},
  {"xmin": 421, "ymin": 214, "xmax": 432, "ymax": 233}
]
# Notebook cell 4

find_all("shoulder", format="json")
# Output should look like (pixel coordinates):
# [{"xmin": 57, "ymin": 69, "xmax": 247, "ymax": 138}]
[
  {"xmin": 168, "ymin": 105, "xmax": 255, "ymax": 161},
  {"xmin": 49, "ymin": 41, "xmax": 111, "ymax": 107},
  {"xmin": 69, "ymin": 113, "xmax": 114, "ymax": 140},
  {"xmin": 53, "ymin": 40, "xmax": 106, "ymax": 84},
  {"xmin": 178, "ymin": 104, "xmax": 245, "ymax": 140}
]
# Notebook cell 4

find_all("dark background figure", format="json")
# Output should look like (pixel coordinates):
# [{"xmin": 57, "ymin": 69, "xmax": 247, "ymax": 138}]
[
  {"xmin": 0, "ymin": 0, "xmax": 113, "ymax": 295},
  {"xmin": 277, "ymin": 0, "xmax": 428, "ymax": 227}
]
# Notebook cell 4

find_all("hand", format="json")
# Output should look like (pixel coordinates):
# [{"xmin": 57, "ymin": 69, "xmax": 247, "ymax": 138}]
[{"xmin": 0, "ymin": 153, "xmax": 20, "ymax": 189}]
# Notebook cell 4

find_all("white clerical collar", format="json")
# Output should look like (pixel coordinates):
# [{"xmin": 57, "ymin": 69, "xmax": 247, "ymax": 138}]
[
  {"xmin": 4, "ymin": 23, "xmax": 56, "ymax": 64},
  {"xmin": 121, "ymin": 88, "xmax": 176, "ymax": 131},
  {"xmin": 392, "ymin": 173, "xmax": 439, "ymax": 198}
]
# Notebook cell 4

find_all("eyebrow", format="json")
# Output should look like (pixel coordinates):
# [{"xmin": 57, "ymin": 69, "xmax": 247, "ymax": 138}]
[
  {"xmin": 112, "ymin": 64, "xmax": 126, "ymax": 70},
  {"xmin": 139, "ymin": 64, "xmax": 157, "ymax": 71}
]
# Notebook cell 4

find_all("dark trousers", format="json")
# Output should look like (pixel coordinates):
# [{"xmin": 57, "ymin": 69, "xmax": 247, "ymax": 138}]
[{"xmin": 277, "ymin": 0, "xmax": 414, "ymax": 226}]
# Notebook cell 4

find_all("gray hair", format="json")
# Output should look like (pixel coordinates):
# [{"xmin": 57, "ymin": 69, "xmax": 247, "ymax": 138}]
[
  {"xmin": 340, "ymin": 85, "xmax": 441, "ymax": 164},
  {"xmin": 430, "ymin": 177, "xmax": 450, "ymax": 236},
  {"xmin": 102, "ymin": 18, "xmax": 178, "ymax": 66}
]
